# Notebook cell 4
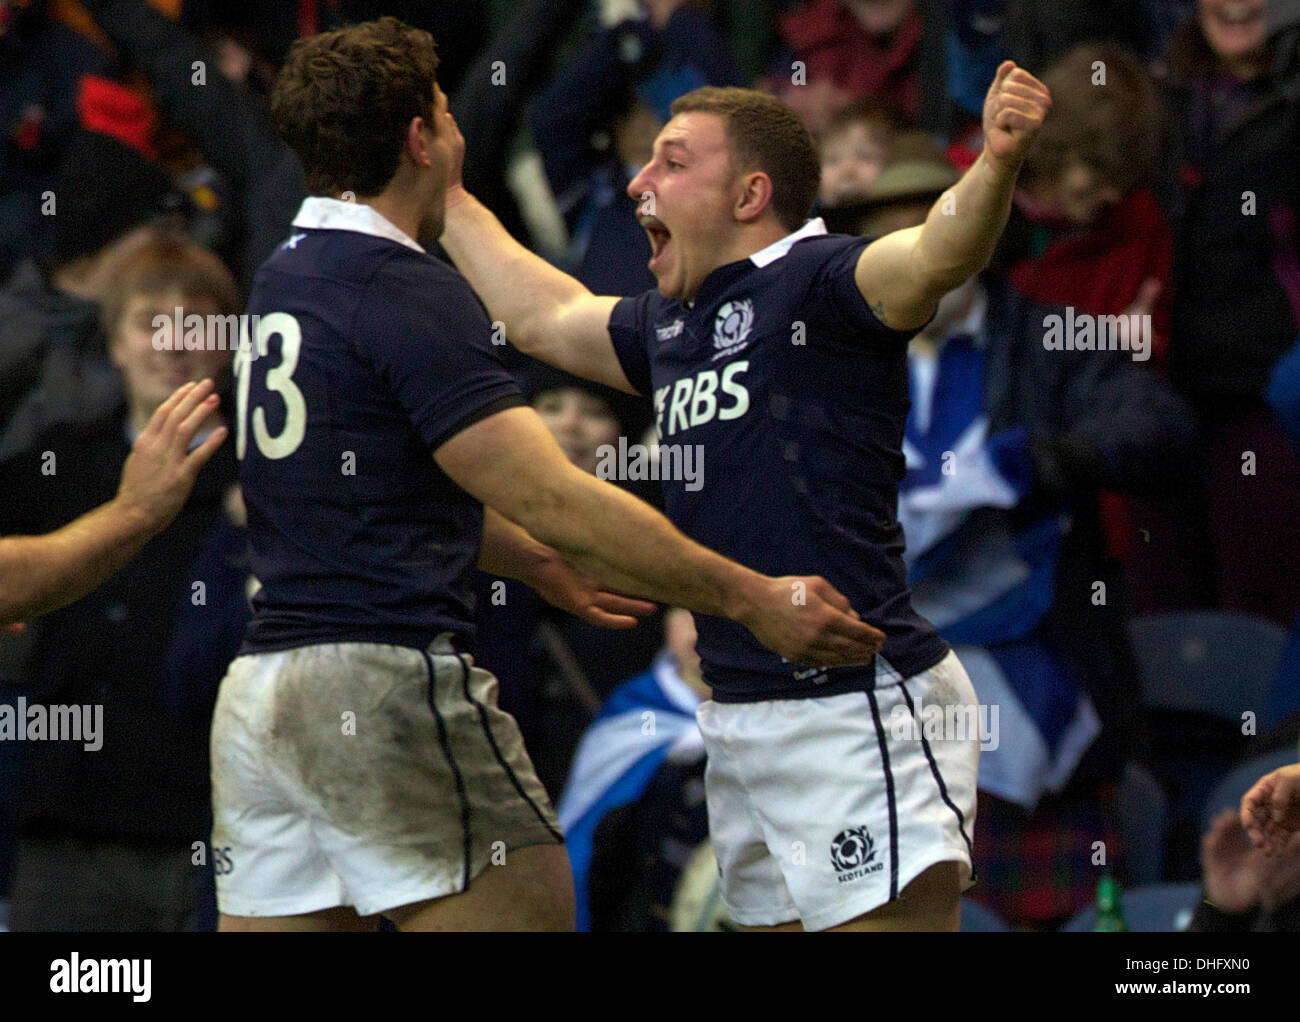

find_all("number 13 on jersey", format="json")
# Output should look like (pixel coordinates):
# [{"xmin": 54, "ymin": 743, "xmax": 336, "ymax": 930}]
[{"xmin": 234, "ymin": 312, "xmax": 308, "ymax": 460}]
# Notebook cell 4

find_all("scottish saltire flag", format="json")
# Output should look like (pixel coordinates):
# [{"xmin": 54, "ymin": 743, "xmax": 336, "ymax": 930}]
[
  {"xmin": 558, "ymin": 654, "xmax": 704, "ymax": 931},
  {"xmin": 900, "ymin": 331, "xmax": 1100, "ymax": 810}
]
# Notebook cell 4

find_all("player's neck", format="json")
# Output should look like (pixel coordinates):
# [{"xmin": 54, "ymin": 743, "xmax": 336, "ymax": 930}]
[
  {"xmin": 735, "ymin": 220, "xmax": 793, "ymax": 263},
  {"xmin": 358, "ymin": 192, "xmax": 423, "ymax": 248},
  {"xmin": 682, "ymin": 222, "xmax": 793, "ymax": 302}
]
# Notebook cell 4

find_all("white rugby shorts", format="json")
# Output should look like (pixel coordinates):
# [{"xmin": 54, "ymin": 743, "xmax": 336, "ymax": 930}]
[
  {"xmin": 209, "ymin": 636, "xmax": 561, "ymax": 918},
  {"xmin": 696, "ymin": 649, "xmax": 979, "ymax": 930}
]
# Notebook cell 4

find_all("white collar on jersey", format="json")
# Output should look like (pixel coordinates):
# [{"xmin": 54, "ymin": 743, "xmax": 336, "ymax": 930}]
[
  {"xmin": 748, "ymin": 216, "xmax": 828, "ymax": 268},
  {"xmin": 291, "ymin": 196, "xmax": 425, "ymax": 253}
]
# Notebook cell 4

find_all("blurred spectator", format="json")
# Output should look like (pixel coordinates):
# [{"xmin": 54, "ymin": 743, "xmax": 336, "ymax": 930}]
[
  {"xmin": 75, "ymin": 0, "xmax": 306, "ymax": 290},
  {"xmin": 0, "ymin": 228, "xmax": 247, "ymax": 930},
  {"xmin": 859, "ymin": 145, "xmax": 1195, "ymax": 927},
  {"xmin": 993, "ymin": 43, "xmax": 1175, "ymax": 572},
  {"xmin": 1129, "ymin": 0, "xmax": 1300, "ymax": 626},
  {"xmin": 0, "ymin": 0, "xmax": 112, "ymax": 280},
  {"xmin": 529, "ymin": 0, "xmax": 741, "ymax": 294},
  {"xmin": 766, "ymin": 0, "xmax": 947, "ymax": 137},
  {"xmin": 1000, "ymin": 43, "xmax": 1170, "ymax": 357},
  {"xmin": 821, "ymin": 128, "xmax": 953, "ymax": 234},
  {"xmin": 943, "ymin": 3, "xmax": 1160, "ymax": 167},
  {"xmin": 817, "ymin": 96, "xmax": 903, "ymax": 208},
  {"xmin": 475, "ymin": 363, "xmax": 661, "ymax": 801},
  {"xmin": 0, "ymin": 94, "xmax": 175, "ymax": 461},
  {"xmin": 1193, "ymin": 805, "xmax": 1300, "ymax": 930},
  {"xmin": 558, "ymin": 607, "xmax": 709, "ymax": 931}
]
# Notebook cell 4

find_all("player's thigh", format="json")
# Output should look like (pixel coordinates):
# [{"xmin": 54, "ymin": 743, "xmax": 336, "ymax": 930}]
[
  {"xmin": 829, "ymin": 860, "xmax": 961, "ymax": 932},
  {"xmin": 219, "ymin": 906, "xmax": 378, "ymax": 932},
  {"xmin": 384, "ymin": 843, "xmax": 575, "ymax": 932}
]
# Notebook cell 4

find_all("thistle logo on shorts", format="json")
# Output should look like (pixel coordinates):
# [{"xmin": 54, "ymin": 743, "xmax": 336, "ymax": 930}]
[{"xmin": 831, "ymin": 825, "xmax": 885, "ymax": 884}]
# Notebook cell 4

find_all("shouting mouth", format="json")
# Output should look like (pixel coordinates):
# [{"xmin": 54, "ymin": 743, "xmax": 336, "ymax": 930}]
[{"xmin": 640, "ymin": 216, "xmax": 672, "ymax": 272}]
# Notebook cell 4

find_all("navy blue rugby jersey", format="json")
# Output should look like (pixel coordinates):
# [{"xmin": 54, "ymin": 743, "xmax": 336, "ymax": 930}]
[
  {"xmin": 236, "ymin": 197, "xmax": 525, "ymax": 654},
  {"xmin": 609, "ymin": 218, "xmax": 949, "ymax": 701}
]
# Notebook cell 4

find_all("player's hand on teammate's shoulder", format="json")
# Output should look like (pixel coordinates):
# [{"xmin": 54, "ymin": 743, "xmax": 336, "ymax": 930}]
[
  {"xmin": 114, "ymin": 378, "xmax": 229, "ymax": 537},
  {"xmin": 1242, "ymin": 762, "xmax": 1300, "ymax": 855},
  {"xmin": 531, "ymin": 553, "xmax": 658, "ymax": 629},
  {"xmin": 982, "ymin": 60, "xmax": 1052, "ymax": 173},
  {"xmin": 742, "ymin": 575, "xmax": 885, "ymax": 669}
]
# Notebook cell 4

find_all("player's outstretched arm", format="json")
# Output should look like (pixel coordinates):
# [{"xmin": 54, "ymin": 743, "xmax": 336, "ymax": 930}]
[
  {"xmin": 1242, "ymin": 762, "xmax": 1300, "ymax": 855},
  {"xmin": 436, "ymin": 103, "xmax": 634, "ymax": 393},
  {"xmin": 478, "ymin": 505, "xmax": 656, "ymax": 629},
  {"xmin": 855, "ymin": 61, "xmax": 1052, "ymax": 330},
  {"xmin": 438, "ymin": 406, "xmax": 885, "ymax": 668},
  {"xmin": 0, "ymin": 379, "xmax": 227, "ymax": 625}
]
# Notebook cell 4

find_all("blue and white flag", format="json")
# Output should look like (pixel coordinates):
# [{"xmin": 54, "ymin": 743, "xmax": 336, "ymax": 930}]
[
  {"xmin": 557, "ymin": 653, "xmax": 704, "ymax": 931},
  {"xmin": 900, "ymin": 332, "xmax": 1100, "ymax": 809}
]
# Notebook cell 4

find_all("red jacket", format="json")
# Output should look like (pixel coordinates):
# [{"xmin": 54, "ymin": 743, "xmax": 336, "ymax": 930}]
[
  {"xmin": 779, "ymin": 0, "xmax": 923, "ymax": 119},
  {"xmin": 1006, "ymin": 188, "xmax": 1174, "ymax": 364},
  {"xmin": 1004, "ymin": 188, "xmax": 1176, "ymax": 563}
]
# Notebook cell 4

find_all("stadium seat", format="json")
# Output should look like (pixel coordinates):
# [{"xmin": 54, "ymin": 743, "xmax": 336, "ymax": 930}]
[
  {"xmin": 1115, "ymin": 761, "xmax": 1170, "ymax": 886},
  {"xmin": 1127, "ymin": 611, "xmax": 1288, "ymax": 723},
  {"xmin": 1200, "ymin": 747, "xmax": 1300, "ymax": 835},
  {"xmin": 1061, "ymin": 883, "xmax": 1202, "ymax": 932},
  {"xmin": 1129, "ymin": 612, "xmax": 1292, "ymax": 879},
  {"xmin": 959, "ymin": 897, "xmax": 1010, "ymax": 932}
]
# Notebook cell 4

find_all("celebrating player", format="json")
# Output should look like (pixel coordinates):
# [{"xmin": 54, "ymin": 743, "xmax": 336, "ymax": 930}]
[
  {"xmin": 441, "ymin": 65, "xmax": 1051, "ymax": 930},
  {"xmin": 211, "ymin": 17, "xmax": 882, "ymax": 933}
]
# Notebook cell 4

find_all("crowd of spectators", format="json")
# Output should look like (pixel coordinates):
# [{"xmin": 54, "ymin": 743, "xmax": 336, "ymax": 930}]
[{"xmin": 2, "ymin": 0, "xmax": 1299, "ymax": 931}]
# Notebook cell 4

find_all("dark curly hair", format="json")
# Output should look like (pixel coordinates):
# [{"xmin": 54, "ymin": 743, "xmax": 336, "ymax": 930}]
[{"xmin": 270, "ymin": 16, "xmax": 440, "ymax": 197}]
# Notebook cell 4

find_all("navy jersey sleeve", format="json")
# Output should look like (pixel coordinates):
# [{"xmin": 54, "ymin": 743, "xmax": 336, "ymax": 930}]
[
  {"xmin": 807, "ymin": 236, "xmax": 927, "ymax": 346},
  {"xmin": 358, "ymin": 252, "xmax": 525, "ymax": 451},
  {"xmin": 607, "ymin": 291, "xmax": 658, "ymax": 396}
]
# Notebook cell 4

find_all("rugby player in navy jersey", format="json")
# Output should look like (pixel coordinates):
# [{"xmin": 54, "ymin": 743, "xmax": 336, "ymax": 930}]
[
  {"xmin": 210, "ymin": 18, "xmax": 883, "ymax": 933},
  {"xmin": 442, "ymin": 65, "xmax": 1051, "ymax": 930}
]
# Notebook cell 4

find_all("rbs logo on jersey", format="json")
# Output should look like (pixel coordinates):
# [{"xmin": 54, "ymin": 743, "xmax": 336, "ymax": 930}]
[{"xmin": 655, "ymin": 361, "xmax": 750, "ymax": 438}]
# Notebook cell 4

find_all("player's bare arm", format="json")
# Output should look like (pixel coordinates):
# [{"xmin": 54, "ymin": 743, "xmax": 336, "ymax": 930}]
[
  {"xmin": 1242, "ymin": 762, "xmax": 1300, "ymax": 855},
  {"xmin": 478, "ymin": 505, "xmax": 656, "ymax": 629},
  {"xmin": 855, "ymin": 61, "xmax": 1052, "ymax": 329},
  {"xmin": 0, "ymin": 379, "xmax": 227, "ymax": 625},
  {"xmin": 438, "ymin": 102, "xmax": 629, "ymax": 392},
  {"xmin": 436, "ymin": 405, "xmax": 884, "ymax": 668}
]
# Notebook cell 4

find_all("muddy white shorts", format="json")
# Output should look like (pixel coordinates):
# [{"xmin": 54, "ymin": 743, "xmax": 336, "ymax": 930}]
[
  {"xmin": 695, "ymin": 650, "xmax": 979, "ymax": 930},
  {"xmin": 209, "ymin": 636, "xmax": 562, "ymax": 918}
]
